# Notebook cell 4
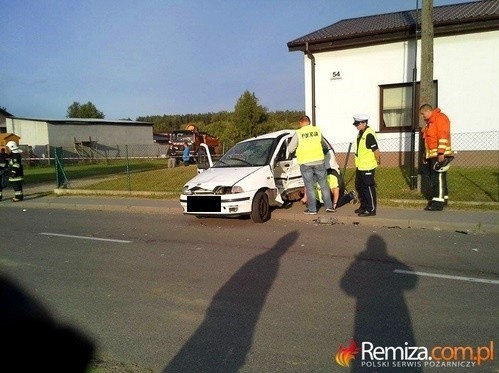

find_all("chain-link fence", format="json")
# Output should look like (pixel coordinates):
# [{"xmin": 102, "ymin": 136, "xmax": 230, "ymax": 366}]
[
  {"xmin": 24, "ymin": 143, "xmax": 171, "ymax": 165},
  {"xmin": 334, "ymin": 131, "xmax": 498, "ymax": 167},
  {"xmin": 334, "ymin": 131, "xmax": 498, "ymax": 203},
  {"xmin": 22, "ymin": 132, "xmax": 498, "ymax": 202}
]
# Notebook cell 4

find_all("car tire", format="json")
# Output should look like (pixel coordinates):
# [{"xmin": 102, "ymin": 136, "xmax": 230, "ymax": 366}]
[{"xmin": 250, "ymin": 190, "xmax": 271, "ymax": 223}]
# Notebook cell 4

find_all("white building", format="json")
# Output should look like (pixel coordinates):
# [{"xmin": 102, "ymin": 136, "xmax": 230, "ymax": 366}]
[
  {"xmin": 288, "ymin": 0, "xmax": 499, "ymax": 159},
  {"xmin": 6, "ymin": 117, "xmax": 154, "ymax": 158}
]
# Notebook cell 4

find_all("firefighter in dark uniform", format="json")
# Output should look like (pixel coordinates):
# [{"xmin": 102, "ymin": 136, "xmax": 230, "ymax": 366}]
[
  {"xmin": 0, "ymin": 147, "xmax": 10, "ymax": 201},
  {"xmin": 6, "ymin": 141, "xmax": 24, "ymax": 202},
  {"xmin": 353, "ymin": 114, "xmax": 381, "ymax": 217}
]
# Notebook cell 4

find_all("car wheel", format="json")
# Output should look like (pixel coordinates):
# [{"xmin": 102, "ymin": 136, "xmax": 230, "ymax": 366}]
[{"xmin": 250, "ymin": 190, "xmax": 270, "ymax": 223}]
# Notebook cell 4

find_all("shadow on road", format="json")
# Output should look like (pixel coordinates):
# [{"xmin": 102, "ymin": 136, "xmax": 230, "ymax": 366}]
[
  {"xmin": 0, "ymin": 274, "xmax": 94, "ymax": 372},
  {"xmin": 164, "ymin": 230, "xmax": 298, "ymax": 372},
  {"xmin": 340, "ymin": 234, "xmax": 420, "ymax": 372}
]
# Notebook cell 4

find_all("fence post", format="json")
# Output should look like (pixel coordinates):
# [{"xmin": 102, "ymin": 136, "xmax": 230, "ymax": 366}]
[
  {"xmin": 342, "ymin": 142, "xmax": 352, "ymax": 177},
  {"xmin": 55, "ymin": 147, "xmax": 69, "ymax": 188},
  {"xmin": 126, "ymin": 144, "xmax": 131, "ymax": 192},
  {"xmin": 46, "ymin": 144, "xmax": 51, "ymax": 166}
]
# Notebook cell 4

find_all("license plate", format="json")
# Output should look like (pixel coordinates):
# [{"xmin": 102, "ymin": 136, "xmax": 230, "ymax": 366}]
[{"xmin": 187, "ymin": 196, "xmax": 221, "ymax": 212}]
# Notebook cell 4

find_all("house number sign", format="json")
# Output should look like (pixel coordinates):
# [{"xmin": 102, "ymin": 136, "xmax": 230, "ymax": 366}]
[{"xmin": 330, "ymin": 71, "xmax": 342, "ymax": 81}]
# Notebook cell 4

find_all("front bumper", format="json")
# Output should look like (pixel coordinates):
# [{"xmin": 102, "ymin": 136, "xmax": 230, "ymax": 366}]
[{"xmin": 180, "ymin": 192, "xmax": 253, "ymax": 216}]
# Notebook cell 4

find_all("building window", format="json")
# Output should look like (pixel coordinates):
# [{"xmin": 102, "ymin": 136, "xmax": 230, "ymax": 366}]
[{"xmin": 379, "ymin": 82, "xmax": 437, "ymax": 132}]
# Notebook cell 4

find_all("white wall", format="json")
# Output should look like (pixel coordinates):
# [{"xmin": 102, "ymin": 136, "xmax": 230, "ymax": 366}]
[
  {"xmin": 6, "ymin": 118, "xmax": 49, "ymax": 145},
  {"xmin": 434, "ymin": 31, "xmax": 499, "ymax": 135},
  {"xmin": 6, "ymin": 118, "xmax": 154, "ymax": 156},
  {"xmin": 305, "ymin": 30, "xmax": 499, "ymax": 150},
  {"xmin": 48, "ymin": 123, "xmax": 153, "ymax": 146}
]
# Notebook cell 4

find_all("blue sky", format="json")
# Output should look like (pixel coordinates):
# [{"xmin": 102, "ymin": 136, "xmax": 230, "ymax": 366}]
[{"xmin": 1, "ymin": 0, "xmax": 472, "ymax": 119}]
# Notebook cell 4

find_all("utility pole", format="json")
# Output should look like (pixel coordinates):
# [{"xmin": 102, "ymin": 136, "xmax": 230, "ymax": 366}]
[
  {"xmin": 420, "ymin": 0, "xmax": 434, "ymax": 112},
  {"xmin": 419, "ymin": 0, "xmax": 434, "ymax": 196}
]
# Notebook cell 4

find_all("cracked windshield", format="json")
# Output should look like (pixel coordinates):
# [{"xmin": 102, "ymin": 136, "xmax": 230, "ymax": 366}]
[{"xmin": 214, "ymin": 138, "xmax": 275, "ymax": 167}]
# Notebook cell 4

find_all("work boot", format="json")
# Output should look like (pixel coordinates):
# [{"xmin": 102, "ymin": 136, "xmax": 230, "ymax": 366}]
[
  {"xmin": 358, "ymin": 210, "xmax": 376, "ymax": 217},
  {"xmin": 424, "ymin": 202, "xmax": 444, "ymax": 211},
  {"xmin": 303, "ymin": 209, "xmax": 317, "ymax": 215}
]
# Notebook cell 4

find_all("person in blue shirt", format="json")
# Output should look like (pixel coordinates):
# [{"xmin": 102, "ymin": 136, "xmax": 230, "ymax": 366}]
[{"xmin": 182, "ymin": 142, "xmax": 191, "ymax": 166}]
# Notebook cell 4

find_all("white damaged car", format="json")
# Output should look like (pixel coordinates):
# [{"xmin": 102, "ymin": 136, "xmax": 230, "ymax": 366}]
[{"xmin": 180, "ymin": 130, "xmax": 338, "ymax": 223}]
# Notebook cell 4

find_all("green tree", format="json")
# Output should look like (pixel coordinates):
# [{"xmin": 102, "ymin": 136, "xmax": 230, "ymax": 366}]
[
  {"xmin": 66, "ymin": 101, "xmax": 105, "ymax": 119},
  {"xmin": 136, "ymin": 101, "xmax": 303, "ymax": 149},
  {"xmin": 233, "ymin": 91, "xmax": 267, "ymax": 141}
]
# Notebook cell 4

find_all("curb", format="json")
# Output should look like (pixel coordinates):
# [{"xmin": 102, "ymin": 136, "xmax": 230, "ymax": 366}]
[
  {"xmin": 7, "ymin": 196, "xmax": 498, "ymax": 234},
  {"xmin": 6, "ymin": 202, "xmax": 499, "ymax": 234},
  {"xmin": 271, "ymin": 213, "xmax": 497, "ymax": 234},
  {"xmin": 53, "ymin": 188, "xmax": 176, "ymax": 198},
  {"xmin": 3, "ymin": 200, "xmax": 180, "ymax": 216},
  {"xmin": 52, "ymin": 189, "xmax": 499, "ymax": 210}
]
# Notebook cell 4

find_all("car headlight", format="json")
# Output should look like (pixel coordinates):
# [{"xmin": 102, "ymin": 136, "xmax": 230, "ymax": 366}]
[
  {"xmin": 231, "ymin": 185, "xmax": 244, "ymax": 193},
  {"xmin": 182, "ymin": 186, "xmax": 192, "ymax": 195}
]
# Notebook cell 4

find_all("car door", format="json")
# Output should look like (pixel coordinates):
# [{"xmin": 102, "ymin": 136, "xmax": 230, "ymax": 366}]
[
  {"xmin": 272, "ymin": 137, "xmax": 303, "ymax": 198},
  {"xmin": 196, "ymin": 143, "xmax": 213, "ymax": 174}
]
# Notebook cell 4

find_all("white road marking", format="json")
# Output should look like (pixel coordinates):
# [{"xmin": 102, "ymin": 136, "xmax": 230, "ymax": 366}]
[
  {"xmin": 40, "ymin": 232, "xmax": 131, "ymax": 243},
  {"xmin": 394, "ymin": 269, "xmax": 499, "ymax": 285}
]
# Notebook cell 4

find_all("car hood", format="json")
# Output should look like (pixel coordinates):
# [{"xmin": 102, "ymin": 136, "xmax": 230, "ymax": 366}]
[{"xmin": 184, "ymin": 166, "xmax": 263, "ymax": 190}]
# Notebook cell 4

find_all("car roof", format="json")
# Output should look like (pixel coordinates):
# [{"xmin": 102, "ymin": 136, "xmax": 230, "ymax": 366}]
[{"xmin": 239, "ymin": 129, "xmax": 296, "ymax": 143}]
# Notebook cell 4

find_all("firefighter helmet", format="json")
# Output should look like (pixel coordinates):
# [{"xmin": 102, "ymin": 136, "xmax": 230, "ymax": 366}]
[
  {"xmin": 433, "ymin": 156, "xmax": 453, "ymax": 173},
  {"xmin": 6, "ymin": 141, "xmax": 22, "ymax": 153}
]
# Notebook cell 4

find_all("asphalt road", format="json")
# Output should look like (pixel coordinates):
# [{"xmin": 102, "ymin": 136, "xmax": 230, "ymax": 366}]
[{"xmin": 0, "ymin": 206, "xmax": 498, "ymax": 372}]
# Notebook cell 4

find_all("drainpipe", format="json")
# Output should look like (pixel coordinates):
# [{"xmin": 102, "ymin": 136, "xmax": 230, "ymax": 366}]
[
  {"xmin": 305, "ymin": 42, "xmax": 316, "ymax": 126},
  {"xmin": 410, "ymin": 0, "xmax": 420, "ymax": 191}
]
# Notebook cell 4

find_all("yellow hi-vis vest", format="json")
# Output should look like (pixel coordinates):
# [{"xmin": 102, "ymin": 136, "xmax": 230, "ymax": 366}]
[
  {"xmin": 295, "ymin": 125, "xmax": 324, "ymax": 165},
  {"xmin": 355, "ymin": 127, "xmax": 378, "ymax": 171}
]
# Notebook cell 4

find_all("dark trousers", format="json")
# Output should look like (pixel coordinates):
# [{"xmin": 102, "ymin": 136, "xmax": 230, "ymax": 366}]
[
  {"xmin": 10, "ymin": 180, "xmax": 24, "ymax": 201},
  {"xmin": 0, "ymin": 172, "xmax": 5, "ymax": 200},
  {"xmin": 355, "ymin": 169, "xmax": 377, "ymax": 213},
  {"xmin": 422, "ymin": 159, "xmax": 448, "ymax": 206}
]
